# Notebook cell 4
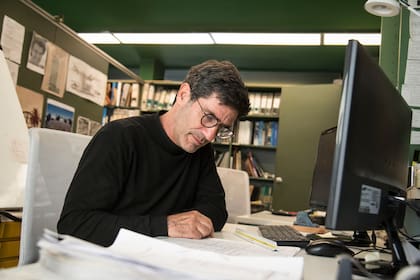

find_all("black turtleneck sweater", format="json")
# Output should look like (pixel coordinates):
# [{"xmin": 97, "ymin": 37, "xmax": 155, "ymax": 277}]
[{"xmin": 57, "ymin": 113, "xmax": 227, "ymax": 246}]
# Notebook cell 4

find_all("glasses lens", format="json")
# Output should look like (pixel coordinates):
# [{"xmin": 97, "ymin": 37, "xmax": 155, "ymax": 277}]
[{"xmin": 201, "ymin": 114, "xmax": 218, "ymax": 128}]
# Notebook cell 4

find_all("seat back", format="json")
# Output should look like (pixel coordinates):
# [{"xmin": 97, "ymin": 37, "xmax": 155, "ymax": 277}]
[
  {"xmin": 216, "ymin": 167, "xmax": 251, "ymax": 223},
  {"xmin": 19, "ymin": 128, "xmax": 92, "ymax": 265}
]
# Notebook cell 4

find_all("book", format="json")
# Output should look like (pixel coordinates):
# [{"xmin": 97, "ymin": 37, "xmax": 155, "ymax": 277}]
[
  {"xmin": 119, "ymin": 83, "xmax": 131, "ymax": 107},
  {"xmin": 264, "ymin": 121, "xmax": 278, "ymax": 147},
  {"xmin": 218, "ymin": 151, "xmax": 231, "ymax": 168},
  {"xmin": 253, "ymin": 93, "xmax": 262, "ymax": 115},
  {"xmin": 130, "ymin": 83, "xmax": 140, "ymax": 107},
  {"xmin": 253, "ymin": 120, "xmax": 266, "ymax": 146},
  {"xmin": 236, "ymin": 120, "xmax": 253, "ymax": 144},
  {"xmin": 140, "ymin": 83, "xmax": 150, "ymax": 110},
  {"xmin": 114, "ymin": 82, "xmax": 122, "ymax": 107},
  {"xmin": 270, "ymin": 121, "xmax": 278, "ymax": 146},
  {"xmin": 272, "ymin": 93, "xmax": 281, "ymax": 115},
  {"xmin": 146, "ymin": 84, "xmax": 155, "ymax": 110}
]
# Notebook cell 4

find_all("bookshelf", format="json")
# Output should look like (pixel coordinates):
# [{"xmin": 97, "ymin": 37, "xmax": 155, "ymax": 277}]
[
  {"xmin": 103, "ymin": 80, "xmax": 141, "ymax": 124},
  {"xmin": 140, "ymin": 80, "xmax": 179, "ymax": 114},
  {"xmin": 214, "ymin": 84, "xmax": 282, "ymax": 211}
]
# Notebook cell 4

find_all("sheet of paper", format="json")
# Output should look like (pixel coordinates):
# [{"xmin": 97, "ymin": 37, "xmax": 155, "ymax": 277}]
[
  {"xmin": 405, "ymin": 59, "xmax": 420, "ymax": 85},
  {"xmin": 410, "ymin": 11, "xmax": 420, "ymax": 41},
  {"xmin": 402, "ymin": 84, "xmax": 420, "ymax": 107},
  {"xmin": 161, "ymin": 236, "xmax": 299, "ymax": 257},
  {"xmin": 38, "ymin": 229, "xmax": 304, "ymax": 280},
  {"xmin": 411, "ymin": 109, "xmax": 420, "ymax": 128},
  {"xmin": 111, "ymin": 229, "xmax": 304, "ymax": 280},
  {"xmin": 411, "ymin": 131, "xmax": 420, "ymax": 145},
  {"xmin": 408, "ymin": 38, "xmax": 420, "ymax": 60},
  {"xmin": 0, "ymin": 15, "xmax": 25, "ymax": 64}
]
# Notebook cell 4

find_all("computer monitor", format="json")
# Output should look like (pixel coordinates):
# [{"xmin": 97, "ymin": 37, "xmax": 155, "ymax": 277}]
[
  {"xmin": 310, "ymin": 126, "xmax": 373, "ymax": 246},
  {"xmin": 325, "ymin": 40, "xmax": 412, "ymax": 274},
  {"xmin": 309, "ymin": 126, "xmax": 337, "ymax": 212}
]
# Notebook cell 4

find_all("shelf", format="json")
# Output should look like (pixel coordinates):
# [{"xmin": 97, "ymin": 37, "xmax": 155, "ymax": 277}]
[
  {"xmin": 240, "ymin": 114, "xmax": 278, "ymax": 121},
  {"xmin": 233, "ymin": 143, "xmax": 276, "ymax": 150},
  {"xmin": 249, "ymin": 177, "xmax": 275, "ymax": 183},
  {"xmin": 105, "ymin": 105, "xmax": 140, "ymax": 110},
  {"xmin": 212, "ymin": 142, "xmax": 276, "ymax": 150}
]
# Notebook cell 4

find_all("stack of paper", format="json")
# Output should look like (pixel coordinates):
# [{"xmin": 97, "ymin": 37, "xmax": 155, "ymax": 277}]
[{"xmin": 37, "ymin": 229, "xmax": 304, "ymax": 280}]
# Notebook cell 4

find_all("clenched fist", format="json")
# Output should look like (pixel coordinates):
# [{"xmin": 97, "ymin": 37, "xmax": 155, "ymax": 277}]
[{"xmin": 167, "ymin": 210, "xmax": 214, "ymax": 239}]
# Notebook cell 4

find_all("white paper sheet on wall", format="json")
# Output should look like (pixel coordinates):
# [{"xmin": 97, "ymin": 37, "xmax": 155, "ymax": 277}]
[{"xmin": 0, "ymin": 15, "xmax": 25, "ymax": 65}]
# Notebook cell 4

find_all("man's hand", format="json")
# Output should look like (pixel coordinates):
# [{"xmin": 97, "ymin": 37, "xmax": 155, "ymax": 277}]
[{"xmin": 167, "ymin": 210, "xmax": 214, "ymax": 239}]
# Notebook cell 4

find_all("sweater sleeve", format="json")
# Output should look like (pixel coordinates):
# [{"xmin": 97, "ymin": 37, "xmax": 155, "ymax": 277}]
[
  {"xmin": 57, "ymin": 123, "xmax": 167, "ymax": 246},
  {"xmin": 192, "ymin": 145, "xmax": 228, "ymax": 231}
]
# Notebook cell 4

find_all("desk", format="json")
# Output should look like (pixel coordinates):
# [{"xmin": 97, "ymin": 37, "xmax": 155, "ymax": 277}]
[
  {"xmin": 0, "ymin": 214, "xmax": 344, "ymax": 280},
  {"xmin": 0, "ymin": 227, "xmax": 340, "ymax": 280},
  {"xmin": 217, "ymin": 223, "xmax": 340, "ymax": 280},
  {"xmin": 235, "ymin": 210, "xmax": 297, "ymax": 226}
]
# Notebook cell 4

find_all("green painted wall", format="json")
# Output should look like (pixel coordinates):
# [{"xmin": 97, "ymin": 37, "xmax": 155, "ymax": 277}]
[{"xmin": 0, "ymin": 0, "xmax": 108, "ymax": 130}]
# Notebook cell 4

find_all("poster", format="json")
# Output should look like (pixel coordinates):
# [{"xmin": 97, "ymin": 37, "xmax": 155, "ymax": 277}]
[
  {"xmin": 16, "ymin": 85, "xmax": 44, "ymax": 128},
  {"xmin": 41, "ymin": 43, "xmax": 69, "ymax": 97},
  {"xmin": 44, "ymin": 99, "xmax": 74, "ymax": 132},
  {"xmin": 66, "ymin": 55, "xmax": 107, "ymax": 105},
  {"xmin": 27, "ymin": 32, "xmax": 48, "ymax": 74}
]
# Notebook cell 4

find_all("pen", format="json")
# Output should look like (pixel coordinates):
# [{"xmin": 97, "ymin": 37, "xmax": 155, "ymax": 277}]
[{"xmin": 234, "ymin": 228, "xmax": 278, "ymax": 252}]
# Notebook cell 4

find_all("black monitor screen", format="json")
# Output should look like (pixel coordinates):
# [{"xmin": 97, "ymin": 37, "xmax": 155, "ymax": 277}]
[
  {"xmin": 309, "ymin": 127, "xmax": 336, "ymax": 211},
  {"xmin": 325, "ymin": 40, "xmax": 412, "ymax": 232}
]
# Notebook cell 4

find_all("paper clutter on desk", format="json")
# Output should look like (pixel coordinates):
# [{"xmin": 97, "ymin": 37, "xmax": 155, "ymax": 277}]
[{"xmin": 37, "ymin": 228, "xmax": 304, "ymax": 280}]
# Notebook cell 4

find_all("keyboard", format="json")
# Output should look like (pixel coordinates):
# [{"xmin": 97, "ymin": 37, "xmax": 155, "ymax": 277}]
[{"xmin": 258, "ymin": 225, "xmax": 310, "ymax": 248}]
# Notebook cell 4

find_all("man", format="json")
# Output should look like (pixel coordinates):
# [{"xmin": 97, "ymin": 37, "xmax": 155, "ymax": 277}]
[
  {"xmin": 58, "ymin": 60, "xmax": 250, "ymax": 246},
  {"xmin": 28, "ymin": 35, "xmax": 47, "ymax": 67}
]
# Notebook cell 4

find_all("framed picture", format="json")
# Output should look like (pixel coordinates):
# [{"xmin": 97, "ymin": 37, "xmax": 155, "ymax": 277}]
[{"xmin": 44, "ymin": 99, "xmax": 74, "ymax": 132}]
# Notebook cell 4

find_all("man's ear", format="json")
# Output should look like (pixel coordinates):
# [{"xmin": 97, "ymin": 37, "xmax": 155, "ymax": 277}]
[{"xmin": 177, "ymin": 83, "xmax": 192, "ymax": 103}]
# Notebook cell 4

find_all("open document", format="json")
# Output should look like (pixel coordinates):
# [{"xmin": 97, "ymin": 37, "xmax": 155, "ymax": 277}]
[{"xmin": 37, "ymin": 229, "xmax": 303, "ymax": 280}]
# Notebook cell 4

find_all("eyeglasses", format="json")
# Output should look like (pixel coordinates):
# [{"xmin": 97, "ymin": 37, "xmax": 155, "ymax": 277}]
[{"xmin": 196, "ymin": 99, "xmax": 234, "ymax": 139}]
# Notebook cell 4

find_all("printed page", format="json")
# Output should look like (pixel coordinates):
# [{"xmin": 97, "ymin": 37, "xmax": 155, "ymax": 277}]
[{"xmin": 38, "ymin": 228, "xmax": 304, "ymax": 280}]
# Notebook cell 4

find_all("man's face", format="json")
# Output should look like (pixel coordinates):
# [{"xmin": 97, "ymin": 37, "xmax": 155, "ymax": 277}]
[
  {"xmin": 175, "ymin": 93, "xmax": 238, "ymax": 153},
  {"xmin": 30, "ymin": 42, "xmax": 45, "ymax": 65}
]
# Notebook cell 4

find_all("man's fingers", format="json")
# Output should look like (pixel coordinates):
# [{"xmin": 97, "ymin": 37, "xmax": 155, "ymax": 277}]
[{"xmin": 167, "ymin": 210, "xmax": 214, "ymax": 239}]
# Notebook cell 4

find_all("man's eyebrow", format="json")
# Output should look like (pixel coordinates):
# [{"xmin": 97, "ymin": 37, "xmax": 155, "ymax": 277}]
[{"xmin": 202, "ymin": 101, "xmax": 233, "ymax": 128}]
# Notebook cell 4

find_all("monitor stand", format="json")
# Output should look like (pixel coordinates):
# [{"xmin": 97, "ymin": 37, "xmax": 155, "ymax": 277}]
[
  {"xmin": 342, "ymin": 230, "xmax": 372, "ymax": 247},
  {"xmin": 352, "ymin": 218, "xmax": 408, "ymax": 278}
]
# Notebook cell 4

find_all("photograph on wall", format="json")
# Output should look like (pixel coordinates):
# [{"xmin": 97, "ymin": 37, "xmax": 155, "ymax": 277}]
[
  {"xmin": 76, "ymin": 116, "xmax": 102, "ymax": 136},
  {"xmin": 76, "ymin": 116, "xmax": 90, "ymax": 135},
  {"xmin": 66, "ymin": 55, "xmax": 107, "ymax": 106},
  {"xmin": 41, "ymin": 43, "xmax": 69, "ymax": 97},
  {"xmin": 0, "ymin": 15, "xmax": 25, "ymax": 64},
  {"xmin": 44, "ymin": 98, "xmax": 74, "ymax": 132},
  {"xmin": 89, "ymin": 120, "xmax": 102, "ymax": 136},
  {"xmin": 27, "ymin": 32, "xmax": 48, "ymax": 75},
  {"xmin": 16, "ymin": 85, "xmax": 44, "ymax": 128}
]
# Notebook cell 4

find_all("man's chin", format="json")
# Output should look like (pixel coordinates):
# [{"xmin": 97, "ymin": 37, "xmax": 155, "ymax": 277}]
[{"xmin": 182, "ymin": 141, "xmax": 204, "ymax": 153}]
